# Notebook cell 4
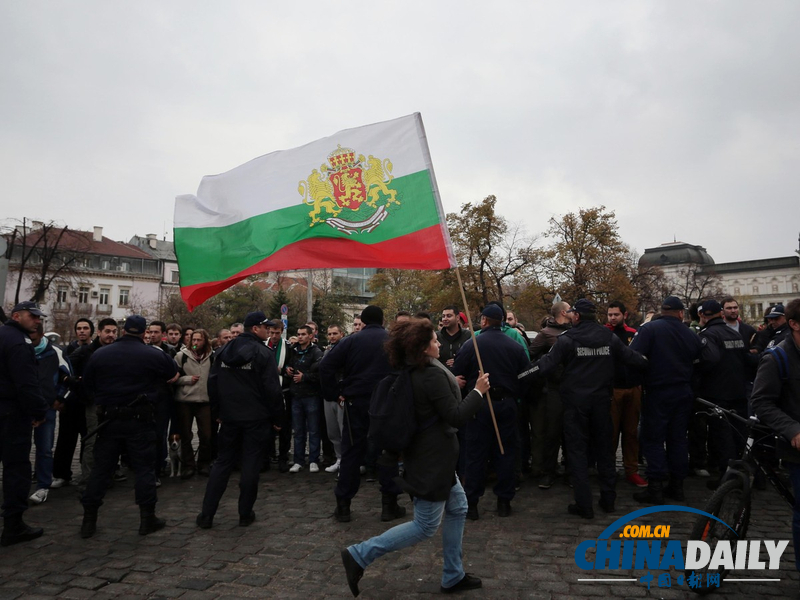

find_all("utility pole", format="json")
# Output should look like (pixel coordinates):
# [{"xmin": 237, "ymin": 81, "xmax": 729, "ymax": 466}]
[{"xmin": 306, "ymin": 269, "xmax": 313, "ymax": 322}]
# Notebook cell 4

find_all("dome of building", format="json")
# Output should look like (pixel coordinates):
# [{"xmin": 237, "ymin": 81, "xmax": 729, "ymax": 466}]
[{"xmin": 638, "ymin": 242, "xmax": 715, "ymax": 268}]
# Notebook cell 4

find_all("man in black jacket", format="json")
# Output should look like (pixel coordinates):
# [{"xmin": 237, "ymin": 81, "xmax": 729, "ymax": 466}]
[
  {"xmin": 287, "ymin": 325, "xmax": 324, "ymax": 473},
  {"xmin": 696, "ymin": 300, "xmax": 758, "ymax": 486},
  {"xmin": 721, "ymin": 297, "xmax": 756, "ymax": 351},
  {"xmin": 751, "ymin": 297, "xmax": 800, "ymax": 573},
  {"xmin": 0, "ymin": 302, "xmax": 49, "ymax": 546},
  {"xmin": 196, "ymin": 311, "xmax": 284, "ymax": 529},
  {"xmin": 436, "ymin": 305, "xmax": 471, "ymax": 370},
  {"xmin": 453, "ymin": 304, "xmax": 530, "ymax": 519},
  {"xmin": 79, "ymin": 315, "xmax": 179, "ymax": 538},
  {"xmin": 524, "ymin": 299, "xmax": 647, "ymax": 518},
  {"xmin": 320, "ymin": 305, "xmax": 403, "ymax": 523}
]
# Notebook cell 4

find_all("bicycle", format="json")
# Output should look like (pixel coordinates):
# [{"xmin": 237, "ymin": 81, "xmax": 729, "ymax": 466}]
[{"xmin": 685, "ymin": 397, "xmax": 796, "ymax": 594}]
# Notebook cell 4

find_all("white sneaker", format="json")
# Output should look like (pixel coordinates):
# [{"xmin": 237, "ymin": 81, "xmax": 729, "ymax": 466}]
[
  {"xmin": 50, "ymin": 478, "xmax": 67, "ymax": 489},
  {"xmin": 325, "ymin": 459, "xmax": 341, "ymax": 473},
  {"xmin": 289, "ymin": 463, "xmax": 303, "ymax": 473},
  {"xmin": 693, "ymin": 468, "xmax": 710, "ymax": 477},
  {"xmin": 359, "ymin": 465, "xmax": 366, "ymax": 475},
  {"xmin": 29, "ymin": 489, "xmax": 48, "ymax": 504},
  {"xmin": 155, "ymin": 478, "xmax": 162, "ymax": 488},
  {"xmin": 309, "ymin": 463, "xmax": 319, "ymax": 473}
]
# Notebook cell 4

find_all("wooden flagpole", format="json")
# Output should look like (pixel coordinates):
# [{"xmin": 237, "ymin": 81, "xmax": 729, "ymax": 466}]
[{"xmin": 454, "ymin": 266, "xmax": 504, "ymax": 454}]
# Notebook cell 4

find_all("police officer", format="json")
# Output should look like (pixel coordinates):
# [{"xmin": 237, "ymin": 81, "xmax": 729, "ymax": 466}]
[
  {"xmin": 320, "ymin": 305, "xmax": 404, "ymax": 523},
  {"xmin": 525, "ymin": 299, "xmax": 647, "ymax": 518},
  {"xmin": 196, "ymin": 311, "xmax": 284, "ymax": 528},
  {"xmin": 750, "ymin": 297, "xmax": 800, "ymax": 573},
  {"xmin": 452, "ymin": 304, "xmax": 529, "ymax": 519},
  {"xmin": 696, "ymin": 300, "xmax": 758, "ymax": 486},
  {"xmin": 630, "ymin": 296, "xmax": 717, "ymax": 503},
  {"xmin": 0, "ymin": 302, "xmax": 49, "ymax": 546},
  {"xmin": 79, "ymin": 315, "xmax": 179, "ymax": 538}
]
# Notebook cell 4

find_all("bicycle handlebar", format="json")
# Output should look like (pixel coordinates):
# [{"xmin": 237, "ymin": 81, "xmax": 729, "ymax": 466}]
[{"xmin": 695, "ymin": 397, "xmax": 774, "ymax": 434}]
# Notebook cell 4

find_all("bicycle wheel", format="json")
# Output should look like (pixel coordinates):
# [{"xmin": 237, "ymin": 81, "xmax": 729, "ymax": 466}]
[{"xmin": 686, "ymin": 478, "xmax": 751, "ymax": 595}]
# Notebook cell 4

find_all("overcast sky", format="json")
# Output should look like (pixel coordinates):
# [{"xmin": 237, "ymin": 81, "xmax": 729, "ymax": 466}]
[{"xmin": 2, "ymin": 1, "xmax": 799, "ymax": 264}]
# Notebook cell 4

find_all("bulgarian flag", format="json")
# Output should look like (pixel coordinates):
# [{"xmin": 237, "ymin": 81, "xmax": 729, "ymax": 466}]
[{"xmin": 174, "ymin": 113, "xmax": 455, "ymax": 310}]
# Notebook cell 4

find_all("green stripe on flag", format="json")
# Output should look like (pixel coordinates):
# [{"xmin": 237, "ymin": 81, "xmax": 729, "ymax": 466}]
[{"xmin": 175, "ymin": 170, "xmax": 440, "ymax": 287}]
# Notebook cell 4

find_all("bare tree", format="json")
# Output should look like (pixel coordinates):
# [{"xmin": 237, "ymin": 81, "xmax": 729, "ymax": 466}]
[
  {"xmin": 668, "ymin": 263, "xmax": 724, "ymax": 308},
  {"xmin": 2, "ymin": 218, "xmax": 91, "ymax": 304}
]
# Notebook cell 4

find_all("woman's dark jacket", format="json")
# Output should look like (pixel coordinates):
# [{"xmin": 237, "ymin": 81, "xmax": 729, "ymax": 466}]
[{"xmin": 395, "ymin": 359, "xmax": 483, "ymax": 502}]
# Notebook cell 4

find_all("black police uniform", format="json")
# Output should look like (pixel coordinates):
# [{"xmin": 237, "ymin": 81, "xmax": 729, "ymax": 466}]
[
  {"xmin": 319, "ymin": 323, "xmax": 401, "ymax": 520},
  {"xmin": 0, "ymin": 319, "xmax": 49, "ymax": 545},
  {"xmin": 630, "ymin": 315, "xmax": 717, "ymax": 484},
  {"xmin": 80, "ymin": 335, "xmax": 178, "ymax": 530},
  {"xmin": 526, "ymin": 318, "xmax": 647, "ymax": 515},
  {"xmin": 452, "ymin": 326, "xmax": 529, "ymax": 511},
  {"xmin": 200, "ymin": 331, "xmax": 284, "ymax": 524},
  {"xmin": 697, "ymin": 317, "xmax": 759, "ymax": 473}
]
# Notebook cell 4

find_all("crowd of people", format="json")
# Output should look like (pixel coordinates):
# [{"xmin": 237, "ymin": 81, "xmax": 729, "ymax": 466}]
[{"xmin": 1, "ymin": 293, "xmax": 799, "ymax": 595}]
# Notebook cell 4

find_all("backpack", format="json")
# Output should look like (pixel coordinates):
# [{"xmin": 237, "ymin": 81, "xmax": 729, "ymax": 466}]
[
  {"xmin": 368, "ymin": 368, "xmax": 438, "ymax": 453},
  {"xmin": 765, "ymin": 346, "xmax": 790, "ymax": 381}
]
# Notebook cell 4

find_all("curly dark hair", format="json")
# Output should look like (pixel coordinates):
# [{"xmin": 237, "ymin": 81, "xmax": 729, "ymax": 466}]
[{"xmin": 385, "ymin": 318, "xmax": 436, "ymax": 370}]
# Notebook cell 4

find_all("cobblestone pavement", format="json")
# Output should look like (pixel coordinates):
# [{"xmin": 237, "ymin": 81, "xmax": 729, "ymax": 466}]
[{"xmin": 1, "ymin": 462, "xmax": 797, "ymax": 599}]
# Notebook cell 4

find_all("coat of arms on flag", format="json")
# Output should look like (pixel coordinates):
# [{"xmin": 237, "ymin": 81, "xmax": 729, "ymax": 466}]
[{"xmin": 299, "ymin": 146, "xmax": 400, "ymax": 234}]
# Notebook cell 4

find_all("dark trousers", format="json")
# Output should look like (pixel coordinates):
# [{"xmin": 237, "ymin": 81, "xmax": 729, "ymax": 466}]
[
  {"xmin": 640, "ymin": 385, "xmax": 693, "ymax": 481},
  {"xmin": 52, "ymin": 400, "xmax": 86, "ymax": 481},
  {"xmin": 563, "ymin": 395, "xmax": 616, "ymax": 510},
  {"xmin": 531, "ymin": 385, "xmax": 563, "ymax": 476},
  {"xmin": 177, "ymin": 402, "xmax": 212, "ymax": 469},
  {"xmin": 464, "ymin": 396, "xmax": 517, "ymax": 503},
  {"xmin": 688, "ymin": 400, "xmax": 712, "ymax": 470},
  {"xmin": 0, "ymin": 411, "xmax": 34, "ymax": 518},
  {"xmin": 267, "ymin": 393, "xmax": 292, "ymax": 462},
  {"xmin": 335, "ymin": 395, "xmax": 401, "ymax": 500},
  {"xmin": 201, "ymin": 419, "xmax": 270, "ymax": 517},
  {"xmin": 707, "ymin": 397, "xmax": 747, "ymax": 474},
  {"xmin": 82, "ymin": 418, "xmax": 157, "ymax": 509}
]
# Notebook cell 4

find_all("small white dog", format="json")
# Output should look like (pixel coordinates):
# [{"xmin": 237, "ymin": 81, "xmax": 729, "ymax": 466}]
[{"xmin": 168, "ymin": 434, "xmax": 182, "ymax": 478}]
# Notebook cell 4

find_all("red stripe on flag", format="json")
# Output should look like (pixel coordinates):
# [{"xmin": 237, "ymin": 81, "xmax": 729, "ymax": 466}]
[{"xmin": 180, "ymin": 225, "xmax": 453, "ymax": 310}]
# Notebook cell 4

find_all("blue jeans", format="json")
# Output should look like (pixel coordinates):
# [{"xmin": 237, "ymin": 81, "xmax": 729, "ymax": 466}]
[
  {"xmin": 292, "ymin": 396, "xmax": 321, "ymax": 465},
  {"xmin": 787, "ymin": 463, "xmax": 800, "ymax": 571},
  {"xmin": 348, "ymin": 478, "xmax": 469, "ymax": 588},
  {"xmin": 33, "ymin": 409, "xmax": 57, "ymax": 490}
]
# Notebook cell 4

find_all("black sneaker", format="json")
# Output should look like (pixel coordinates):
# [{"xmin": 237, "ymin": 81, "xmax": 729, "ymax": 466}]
[
  {"xmin": 441, "ymin": 573, "xmax": 482, "ymax": 594},
  {"xmin": 239, "ymin": 511, "xmax": 256, "ymax": 527},
  {"xmin": 538, "ymin": 474, "xmax": 556, "ymax": 489},
  {"xmin": 567, "ymin": 504, "xmax": 594, "ymax": 519},
  {"xmin": 341, "ymin": 549, "xmax": 364, "ymax": 597},
  {"xmin": 497, "ymin": 498, "xmax": 512, "ymax": 518},
  {"xmin": 195, "ymin": 513, "xmax": 213, "ymax": 529},
  {"xmin": 466, "ymin": 502, "xmax": 479, "ymax": 521},
  {"xmin": 598, "ymin": 498, "xmax": 616, "ymax": 513}
]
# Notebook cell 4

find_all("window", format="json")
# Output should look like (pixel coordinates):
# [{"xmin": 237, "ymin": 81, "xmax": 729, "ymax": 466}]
[
  {"xmin": 119, "ymin": 288, "xmax": 130, "ymax": 306},
  {"xmin": 733, "ymin": 287, "xmax": 740, "ymax": 296},
  {"xmin": 56, "ymin": 286, "xmax": 68, "ymax": 304},
  {"xmin": 78, "ymin": 286, "xmax": 90, "ymax": 304},
  {"xmin": 99, "ymin": 288, "xmax": 110, "ymax": 305},
  {"xmin": 794, "ymin": 283, "xmax": 799, "ymax": 293},
  {"xmin": 753, "ymin": 286, "xmax": 759, "ymax": 294},
  {"xmin": 772, "ymin": 284, "xmax": 779, "ymax": 293},
  {"xmin": 101, "ymin": 259, "xmax": 110, "ymax": 270},
  {"xmin": 171, "ymin": 270, "xmax": 180, "ymax": 284},
  {"xmin": 120, "ymin": 262, "xmax": 130, "ymax": 272}
]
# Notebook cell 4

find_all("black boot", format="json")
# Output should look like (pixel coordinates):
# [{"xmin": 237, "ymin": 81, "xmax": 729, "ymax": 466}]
[
  {"xmin": 598, "ymin": 493, "xmax": 616, "ymax": 513},
  {"xmin": 380, "ymin": 493, "xmax": 406, "ymax": 522},
  {"xmin": 335, "ymin": 496, "xmax": 351, "ymax": 523},
  {"xmin": 466, "ymin": 501, "xmax": 479, "ymax": 521},
  {"xmin": 664, "ymin": 478, "xmax": 685, "ymax": 501},
  {"xmin": 138, "ymin": 505, "xmax": 166, "ymax": 535},
  {"xmin": 1, "ymin": 514, "xmax": 43, "ymax": 547},
  {"xmin": 80, "ymin": 507, "xmax": 98, "ymax": 539},
  {"xmin": 634, "ymin": 479, "xmax": 663, "ymax": 504}
]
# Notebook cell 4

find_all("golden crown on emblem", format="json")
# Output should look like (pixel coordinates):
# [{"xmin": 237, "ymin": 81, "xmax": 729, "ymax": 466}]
[{"xmin": 327, "ymin": 145, "xmax": 357, "ymax": 169}]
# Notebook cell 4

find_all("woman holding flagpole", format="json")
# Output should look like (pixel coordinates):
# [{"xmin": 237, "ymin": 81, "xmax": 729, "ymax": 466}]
[{"xmin": 341, "ymin": 318, "xmax": 490, "ymax": 596}]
